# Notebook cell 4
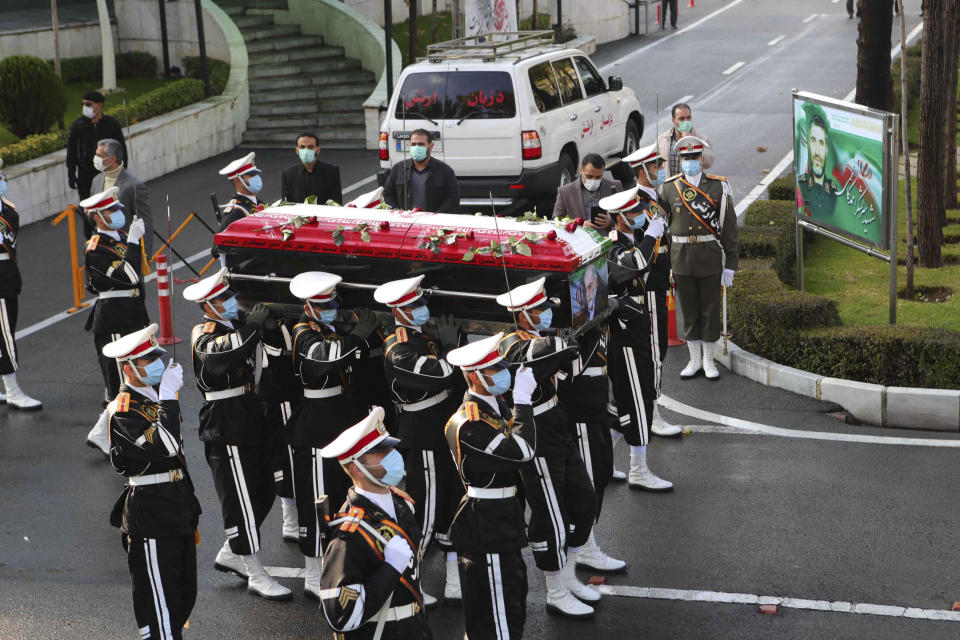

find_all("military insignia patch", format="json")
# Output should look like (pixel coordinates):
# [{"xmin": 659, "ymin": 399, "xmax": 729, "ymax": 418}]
[
  {"xmin": 395, "ymin": 327, "xmax": 408, "ymax": 343},
  {"xmin": 340, "ymin": 506, "xmax": 365, "ymax": 533},
  {"xmin": 143, "ymin": 426, "xmax": 156, "ymax": 444},
  {"xmin": 683, "ymin": 188, "xmax": 697, "ymax": 202},
  {"xmin": 463, "ymin": 401, "xmax": 479, "ymax": 422},
  {"xmin": 116, "ymin": 392, "xmax": 130, "ymax": 413},
  {"xmin": 649, "ymin": 203, "xmax": 665, "ymax": 217},
  {"xmin": 115, "ymin": 244, "xmax": 127, "ymax": 258},
  {"xmin": 86, "ymin": 236, "xmax": 100, "ymax": 252},
  {"xmin": 428, "ymin": 341, "xmax": 439, "ymax": 356},
  {"xmin": 142, "ymin": 405, "xmax": 160, "ymax": 421},
  {"xmin": 338, "ymin": 587, "xmax": 359, "ymax": 608},
  {"xmin": 202, "ymin": 321, "xmax": 216, "ymax": 334}
]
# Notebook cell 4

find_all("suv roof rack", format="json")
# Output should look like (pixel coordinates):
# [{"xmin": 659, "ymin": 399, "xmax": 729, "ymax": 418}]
[{"xmin": 426, "ymin": 31, "xmax": 558, "ymax": 62}]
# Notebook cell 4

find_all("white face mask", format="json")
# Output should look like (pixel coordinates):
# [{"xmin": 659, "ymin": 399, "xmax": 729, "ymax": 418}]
[
  {"xmin": 582, "ymin": 178, "xmax": 602, "ymax": 192},
  {"xmin": 93, "ymin": 156, "xmax": 105, "ymax": 172},
  {"xmin": 82, "ymin": 105, "xmax": 96, "ymax": 119}
]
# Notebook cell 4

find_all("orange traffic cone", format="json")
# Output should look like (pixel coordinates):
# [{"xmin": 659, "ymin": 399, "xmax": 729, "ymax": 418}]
[{"xmin": 667, "ymin": 290, "xmax": 684, "ymax": 346}]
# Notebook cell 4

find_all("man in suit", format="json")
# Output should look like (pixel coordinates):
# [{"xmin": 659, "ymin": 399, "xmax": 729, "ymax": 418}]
[
  {"xmin": 383, "ymin": 129, "xmax": 460, "ymax": 213},
  {"xmin": 552, "ymin": 153, "xmax": 622, "ymax": 232},
  {"xmin": 91, "ymin": 139, "xmax": 154, "ymax": 257},
  {"xmin": 280, "ymin": 132, "xmax": 343, "ymax": 204}
]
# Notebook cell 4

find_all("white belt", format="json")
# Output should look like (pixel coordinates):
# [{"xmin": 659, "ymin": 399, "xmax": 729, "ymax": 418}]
[
  {"xmin": 128, "ymin": 469, "xmax": 184, "ymax": 486},
  {"xmin": 672, "ymin": 234, "xmax": 716, "ymax": 244},
  {"xmin": 303, "ymin": 386, "xmax": 343, "ymax": 399},
  {"xmin": 533, "ymin": 395, "xmax": 558, "ymax": 415},
  {"xmin": 384, "ymin": 602, "xmax": 419, "ymax": 622},
  {"xmin": 99, "ymin": 288, "xmax": 140, "ymax": 299},
  {"xmin": 657, "ymin": 245, "xmax": 669, "ymax": 254},
  {"xmin": 580, "ymin": 366, "xmax": 607, "ymax": 378},
  {"xmin": 204, "ymin": 386, "xmax": 249, "ymax": 401},
  {"xmin": 401, "ymin": 389, "xmax": 450, "ymax": 412},
  {"xmin": 467, "ymin": 486, "xmax": 517, "ymax": 499},
  {"xmin": 0, "ymin": 254, "xmax": 10, "ymax": 261}
]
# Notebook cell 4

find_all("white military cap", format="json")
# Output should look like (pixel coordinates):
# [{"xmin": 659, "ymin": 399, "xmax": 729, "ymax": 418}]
[
  {"xmin": 218, "ymin": 151, "xmax": 261, "ymax": 180},
  {"xmin": 622, "ymin": 143, "xmax": 662, "ymax": 169},
  {"xmin": 446, "ymin": 332, "xmax": 505, "ymax": 371},
  {"xmin": 183, "ymin": 267, "xmax": 231, "ymax": 303},
  {"xmin": 673, "ymin": 135, "xmax": 710, "ymax": 156},
  {"xmin": 599, "ymin": 185, "xmax": 642, "ymax": 214},
  {"xmin": 80, "ymin": 186, "xmax": 123, "ymax": 213},
  {"xmin": 345, "ymin": 186, "xmax": 384, "ymax": 209},
  {"xmin": 320, "ymin": 406, "xmax": 400, "ymax": 462},
  {"xmin": 495, "ymin": 277, "xmax": 559, "ymax": 312},
  {"xmin": 289, "ymin": 271, "xmax": 341, "ymax": 304},
  {"xmin": 102, "ymin": 323, "xmax": 166, "ymax": 362},
  {"xmin": 373, "ymin": 275, "xmax": 425, "ymax": 308}
]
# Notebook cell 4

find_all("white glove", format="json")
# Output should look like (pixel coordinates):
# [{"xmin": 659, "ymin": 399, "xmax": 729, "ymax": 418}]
[
  {"xmin": 511, "ymin": 365, "xmax": 536, "ymax": 406},
  {"xmin": 383, "ymin": 535, "xmax": 413, "ymax": 573},
  {"xmin": 127, "ymin": 216, "xmax": 145, "ymax": 244},
  {"xmin": 158, "ymin": 361, "xmax": 183, "ymax": 400},
  {"xmin": 721, "ymin": 269, "xmax": 735, "ymax": 288},
  {"xmin": 644, "ymin": 217, "xmax": 666, "ymax": 239}
]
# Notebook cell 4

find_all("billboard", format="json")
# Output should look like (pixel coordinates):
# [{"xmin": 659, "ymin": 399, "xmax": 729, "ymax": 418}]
[
  {"xmin": 792, "ymin": 91, "xmax": 897, "ymax": 249},
  {"xmin": 465, "ymin": 0, "xmax": 518, "ymax": 37}
]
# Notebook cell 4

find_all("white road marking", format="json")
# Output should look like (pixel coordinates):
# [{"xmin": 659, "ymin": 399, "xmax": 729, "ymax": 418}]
[
  {"xmin": 803, "ymin": 13, "xmax": 819, "ymax": 23},
  {"xmin": 665, "ymin": 95, "xmax": 695, "ymax": 111},
  {"xmin": 658, "ymin": 395, "xmax": 960, "ymax": 448},
  {"xmin": 341, "ymin": 174, "xmax": 377, "ymax": 197},
  {"xmin": 832, "ymin": 0, "xmax": 840, "ymax": 3},
  {"xmin": 600, "ymin": 0, "xmax": 748, "ymax": 72},
  {"xmin": 721, "ymin": 61, "xmax": 745, "ymax": 75},
  {"xmin": 767, "ymin": 35, "xmax": 786, "ymax": 46},
  {"xmin": 598, "ymin": 584, "xmax": 960, "ymax": 622}
]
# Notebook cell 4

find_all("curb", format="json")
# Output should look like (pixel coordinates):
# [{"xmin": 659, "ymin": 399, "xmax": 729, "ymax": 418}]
[{"xmin": 713, "ymin": 341, "xmax": 960, "ymax": 432}]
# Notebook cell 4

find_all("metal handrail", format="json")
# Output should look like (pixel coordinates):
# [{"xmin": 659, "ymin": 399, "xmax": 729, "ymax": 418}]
[{"xmin": 426, "ymin": 31, "xmax": 556, "ymax": 61}]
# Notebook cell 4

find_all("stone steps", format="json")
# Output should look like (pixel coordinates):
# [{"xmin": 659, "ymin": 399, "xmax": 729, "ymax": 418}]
[
  {"xmin": 249, "ymin": 68, "xmax": 373, "ymax": 92},
  {"xmin": 243, "ymin": 139, "xmax": 366, "ymax": 149},
  {"xmin": 243, "ymin": 24, "xmax": 300, "ymax": 41},
  {"xmin": 252, "ymin": 83, "xmax": 376, "ymax": 104},
  {"xmin": 246, "ymin": 34, "xmax": 326, "ymax": 54},
  {"xmin": 247, "ymin": 57, "xmax": 358, "ymax": 79},
  {"xmin": 250, "ymin": 97, "xmax": 372, "ymax": 117},
  {"xmin": 246, "ymin": 113, "xmax": 364, "ymax": 129},
  {"xmin": 248, "ymin": 46, "xmax": 341, "ymax": 66},
  {"xmin": 241, "ymin": 126, "xmax": 366, "ymax": 146}
]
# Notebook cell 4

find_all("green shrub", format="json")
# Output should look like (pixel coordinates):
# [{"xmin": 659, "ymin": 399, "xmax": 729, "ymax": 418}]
[
  {"xmin": 182, "ymin": 56, "xmax": 231, "ymax": 95},
  {"xmin": 106, "ymin": 78, "xmax": 205, "ymax": 125},
  {"xmin": 743, "ymin": 199, "xmax": 794, "ymax": 226},
  {"xmin": 0, "ymin": 130, "xmax": 69, "ymax": 166},
  {"xmin": 51, "ymin": 52, "xmax": 159, "ymax": 83},
  {"xmin": 0, "ymin": 56, "xmax": 67, "ymax": 138},
  {"xmin": 739, "ymin": 226, "xmax": 780, "ymax": 258},
  {"xmin": 767, "ymin": 173, "xmax": 795, "ymax": 201}
]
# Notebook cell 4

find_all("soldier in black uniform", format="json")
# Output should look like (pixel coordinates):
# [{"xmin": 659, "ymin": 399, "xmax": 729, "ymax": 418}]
[
  {"xmin": 286, "ymin": 271, "xmax": 379, "ymax": 600},
  {"xmin": 374, "ymin": 275, "xmax": 464, "ymax": 605},
  {"xmin": 79, "ymin": 187, "xmax": 149, "ymax": 456},
  {"xmin": 495, "ymin": 278, "xmax": 601, "ymax": 618},
  {"xmin": 599, "ymin": 187, "xmax": 674, "ymax": 492},
  {"xmin": 218, "ymin": 152, "xmax": 265, "ymax": 232},
  {"xmin": 319, "ymin": 406, "xmax": 431, "ymax": 640},
  {"xmin": 102, "ymin": 324, "xmax": 201, "ymax": 640},
  {"xmin": 445, "ymin": 333, "xmax": 538, "ymax": 640},
  {"xmin": 182, "ymin": 268, "xmax": 292, "ymax": 600},
  {"xmin": 0, "ymin": 162, "xmax": 42, "ymax": 410}
]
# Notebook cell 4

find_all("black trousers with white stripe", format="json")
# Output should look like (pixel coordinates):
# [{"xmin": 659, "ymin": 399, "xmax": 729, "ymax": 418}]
[
  {"xmin": 648, "ymin": 290, "xmax": 669, "ymax": 393},
  {"xmin": 123, "ymin": 533, "xmax": 197, "ymax": 640},
  {"xmin": 95, "ymin": 331, "xmax": 125, "ymax": 403},
  {"xmin": 205, "ymin": 442, "xmax": 276, "ymax": 556},
  {"xmin": 267, "ymin": 402, "xmax": 295, "ymax": 499},
  {"xmin": 574, "ymin": 417, "xmax": 614, "ymax": 518},
  {"xmin": 458, "ymin": 549, "xmax": 527, "ymax": 640},
  {"xmin": 292, "ymin": 444, "xmax": 350, "ymax": 557},
  {"xmin": 0, "ymin": 296, "xmax": 17, "ymax": 374},
  {"xmin": 402, "ymin": 444, "xmax": 463, "ymax": 554},
  {"xmin": 608, "ymin": 319, "xmax": 656, "ymax": 446}
]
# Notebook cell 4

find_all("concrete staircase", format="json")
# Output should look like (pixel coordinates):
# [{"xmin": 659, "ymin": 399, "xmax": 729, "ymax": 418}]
[{"xmin": 219, "ymin": 0, "xmax": 375, "ymax": 148}]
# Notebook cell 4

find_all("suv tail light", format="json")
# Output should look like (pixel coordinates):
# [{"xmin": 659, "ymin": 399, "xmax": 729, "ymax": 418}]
[
  {"xmin": 521, "ymin": 130, "xmax": 542, "ymax": 160},
  {"xmin": 379, "ymin": 132, "xmax": 390, "ymax": 161}
]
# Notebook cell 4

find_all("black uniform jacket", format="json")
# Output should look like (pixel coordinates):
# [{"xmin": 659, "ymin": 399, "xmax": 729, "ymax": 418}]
[
  {"xmin": 190, "ymin": 318, "xmax": 264, "ymax": 445},
  {"xmin": 383, "ymin": 325, "xmax": 460, "ymax": 450},
  {"xmin": 320, "ymin": 487, "xmax": 430, "ymax": 640},
  {"xmin": 108, "ymin": 386, "xmax": 201, "ymax": 539},
  {"xmin": 557, "ymin": 327, "xmax": 608, "ymax": 421},
  {"xmin": 83, "ymin": 229, "xmax": 149, "ymax": 333},
  {"xmin": 445, "ymin": 395, "xmax": 536, "ymax": 553},
  {"xmin": 606, "ymin": 228, "xmax": 658, "ymax": 325},
  {"xmin": 349, "ymin": 324, "xmax": 394, "ymax": 426},
  {"xmin": 219, "ymin": 193, "xmax": 263, "ymax": 232},
  {"xmin": 0, "ymin": 198, "xmax": 22, "ymax": 296},
  {"xmin": 635, "ymin": 190, "xmax": 673, "ymax": 293}
]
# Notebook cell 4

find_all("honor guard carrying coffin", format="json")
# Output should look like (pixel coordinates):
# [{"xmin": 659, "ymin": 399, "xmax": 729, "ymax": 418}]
[
  {"xmin": 318, "ymin": 406, "xmax": 432, "ymax": 640},
  {"xmin": 81, "ymin": 187, "xmax": 150, "ymax": 456},
  {"xmin": 0, "ymin": 161, "xmax": 42, "ymax": 410},
  {"xmin": 496, "ymin": 279, "xmax": 601, "ymax": 618},
  {"xmin": 183, "ymin": 268, "xmax": 292, "ymax": 600},
  {"xmin": 286, "ymin": 271, "xmax": 380, "ymax": 600},
  {"xmin": 218, "ymin": 152, "xmax": 265, "ymax": 231},
  {"xmin": 621, "ymin": 144, "xmax": 681, "ymax": 437},
  {"xmin": 661, "ymin": 136, "xmax": 739, "ymax": 380},
  {"xmin": 444, "ymin": 334, "xmax": 538, "ymax": 640},
  {"xmin": 374, "ymin": 275, "xmax": 464, "ymax": 606},
  {"xmin": 102, "ymin": 324, "xmax": 202, "ymax": 640},
  {"xmin": 599, "ymin": 186, "xmax": 673, "ymax": 492}
]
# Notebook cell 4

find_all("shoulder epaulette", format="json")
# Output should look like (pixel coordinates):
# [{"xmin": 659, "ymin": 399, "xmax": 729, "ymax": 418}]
[
  {"xmin": 340, "ymin": 506, "xmax": 365, "ymax": 533},
  {"xmin": 664, "ymin": 173, "xmax": 683, "ymax": 182},
  {"xmin": 705, "ymin": 174, "xmax": 727, "ymax": 181},
  {"xmin": 394, "ymin": 327, "xmax": 408, "ymax": 343},
  {"xmin": 608, "ymin": 230, "xmax": 619, "ymax": 242},
  {"xmin": 202, "ymin": 321, "xmax": 216, "ymax": 334},
  {"xmin": 390, "ymin": 486, "xmax": 416, "ymax": 506},
  {"xmin": 463, "ymin": 401, "xmax": 480, "ymax": 422},
  {"xmin": 86, "ymin": 235, "xmax": 100, "ymax": 252},
  {"xmin": 115, "ymin": 392, "xmax": 131, "ymax": 413},
  {"xmin": 1, "ymin": 197, "xmax": 15, "ymax": 209}
]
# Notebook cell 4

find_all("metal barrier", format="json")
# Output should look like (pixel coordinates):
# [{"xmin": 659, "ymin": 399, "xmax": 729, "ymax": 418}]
[{"xmin": 50, "ymin": 205, "xmax": 91, "ymax": 314}]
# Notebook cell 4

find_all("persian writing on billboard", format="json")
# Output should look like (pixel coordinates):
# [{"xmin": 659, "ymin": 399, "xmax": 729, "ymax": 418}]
[{"xmin": 465, "ymin": 0, "xmax": 518, "ymax": 37}]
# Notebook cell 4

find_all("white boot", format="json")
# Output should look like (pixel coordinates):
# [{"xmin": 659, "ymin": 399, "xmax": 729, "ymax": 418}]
[
  {"xmin": 444, "ymin": 555, "xmax": 462, "ymax": 603},
  {"xmin": 2, "ymin": 374, "xmax": 42, "ymax": 411},
  {"xmin": 650, "ymin": 403, "xmax": 682, "ymax": 437},
  {"xmin": 610, "ymin": 428, "xmax": 626, "ymax": 481},
  {"xmin": 702, "ymin": 342, "xmax": 720, "ymax": 380},
  {"xmin": 242, "ymin": 553, "xmax": 292, "ymax": 600},
  {"xmin": 545, "ymin": 571, "xmax": 595, "ymax": 618},
  {"xmin": 85, "ymin": 409, "xmax": 111, "ymax": 456},
  {"xmin": 628, "ymin": 452, "xmax": 674, "ymax": 492},
  {"xmin": 303, "ymin": 555, "xmax": 323, "ymax": 600},
  {"xmin": 680, "ymin": 340, "xmax": 702, "ymax": 378},
  {"xmin": 422, "ymin": 589, "xmax": 439, "ymax": 609},
  {"xmin": 576, "ymin": 530, "xmax": 626, "ymax": 573},
  {"xmin": 281, "ymin": 498, "xmax": 299, "ymax": 542},
  {"xmin": 562, "ymin": 549, "xmax": 601, "ymax": 602},
  {"xmin": 611, "ymin": 468, "xmax": 627, "ymax": 481},
  {"xmin": 214, "ymin": 540, "xmax": 247, "ymax": 578}
]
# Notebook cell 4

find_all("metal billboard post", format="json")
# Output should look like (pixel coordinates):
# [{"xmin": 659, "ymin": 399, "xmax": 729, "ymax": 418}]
[{"xmin": 886, "ymin": 112, "xmax": 899, "ymax": 325}]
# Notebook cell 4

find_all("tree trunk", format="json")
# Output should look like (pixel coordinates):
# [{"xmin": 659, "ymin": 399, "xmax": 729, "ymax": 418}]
[
  {"xmin": 917, "ymin": 0, "xmax": 949, "ymax": 268},
  {"xmin": 943, "ymin": 3, "xmax": 960, "ymax": 211},
  {"xmin": 897, "ymin": 1, "xmax": 914, "ymax": 299},
  {"xmin": 532, "ymin": 0, "xmax": 539, "ymax": 29},
  {"xmin": 855, "ymin": 0, "xmax": 895, "ymax": 111},
  {"xmin": 409, "ymin": 0, "xmax": 419, "ymax": 64},
  {"xmin": 431, "ymin": 0, "xmax": 438, "ymax": 43}
]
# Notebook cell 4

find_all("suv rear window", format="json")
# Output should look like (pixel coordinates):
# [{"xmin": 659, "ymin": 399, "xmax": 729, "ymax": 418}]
[
  {"xmin": 529, "ymin": 61, "xmax": 562, "ymax": 112},
  {"xmin": 551, "ymin": 58, "xmax": 584, "ymax": 104},
  {"xmin": 395, "ymin": 71, "xmax": 516, "ymax": 121}
]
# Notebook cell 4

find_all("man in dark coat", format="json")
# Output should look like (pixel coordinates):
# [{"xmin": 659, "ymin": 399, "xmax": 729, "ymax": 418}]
[{"xmin": 383, "ymin": 129, "xmax": 459, "ymax": 212}]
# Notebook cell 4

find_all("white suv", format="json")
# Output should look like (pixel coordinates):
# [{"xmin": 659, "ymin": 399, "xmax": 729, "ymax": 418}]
[{"xmin": 377, "ymin": 32, "xmax": 644, "ymax": 214}]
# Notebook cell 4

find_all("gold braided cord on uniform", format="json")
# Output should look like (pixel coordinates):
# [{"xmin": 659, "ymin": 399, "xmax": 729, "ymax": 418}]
[{"xmin": 672, "ymin": 180, "xmax": 719, "ymax": 238}]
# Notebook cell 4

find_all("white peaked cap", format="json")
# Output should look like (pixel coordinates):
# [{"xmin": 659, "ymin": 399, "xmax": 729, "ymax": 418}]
[
  {"xmin": 80, "ymin": 186, "xmax": 123, "ymax": 212},
  {"xmin": 289, "ymin": 271, "xmax": 341, "ymax": 303},
  {"xmin": 495, "ymin": 277, "xmax": 558, "ymax": 312},
  {"xmin": 446, "ymin": 332, "xmax": 505, "ymax": 371},
  {"xmin": 623, "ymin": 143, "xmax": 661, "ymax": 168},
  {"xmin": 183, "ymin": 267, "xmax": 231, "ymax": 302},
  {"xmin": 345, "ymin": 186, "xmax": 384, "ymax": 208},
  {"xmin": 319, "ymin": 406, "xmax": 400, "ymax": 461},
  {"xmin": 102, "ymin": 323, "xmax": 166, "ymax": 361},
  {"xmin": 373, "ymin": 275, "xmax": 425, "ymax": 307},
  {"xmin": 599, "ymin": 185, "xmax": 642, "ymax": 214},
  {"xmin": 219, "ymin": 151, "xmax": 261, "ymax": 180}
]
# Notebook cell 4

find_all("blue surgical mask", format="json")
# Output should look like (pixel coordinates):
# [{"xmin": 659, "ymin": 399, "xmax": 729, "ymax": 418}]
[
  {"xmin": 409, "ymin": 144, "xmax": 429, "ymax": 162},
  {"xmin": 682, "ymin": 159, "xmax": 702, "ymax": 176},
  {"xmin": 677, "ymin": 120, "xmax": 693, "ymax": 134},
  {"xmin": 243, "ymin": 174, "xmax": 263, "ymax": 194},
  {"xmin": 407, "ymin": 305, "xmax": 430, "ymax": 326},
  {"xmin": 108, "ymin": 210, "xmax": 126, "ymax": 230},
  {"xmin": 0, "ymin": 180, "xmax": 7, "ymax": 197},
  {"xmin": 656, "ymin": 168, "xmax": 667, "ymax": 184},
  {"xmin": 535, "ymin": 308, "xmax": 553, "ymax": 330},
  {"xmin": 220, "ymin": 295, "xmax": 239, "ymax": 320},
  {"xmin": 298, "ymin": 148, "xmax": 316, "ymax": 164},
  {"xmin": 138, "ymin": 358, "xmax": 165, "ymax": 386},
  {"xmin": 480, "ymin": 368, "xmax": 511, "ymax": 396},
  {"xmin": 625, "ymin": 213, "xmax": 647, "ymax": 230},
  {"xmin": 644, "ymin": 165, "xmax": 663, "ymax": 188},
  {"xmin": 376, "ymin": 449, "xmax": 406, "ymax": 486},
  {"xmin": 319, "ymin": 308, "xmax": 338, "ymax": 324}
]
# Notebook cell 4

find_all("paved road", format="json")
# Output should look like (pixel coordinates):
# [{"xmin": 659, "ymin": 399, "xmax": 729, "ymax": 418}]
[{"xmin": 5, "ymin": 1, "xmax": 958, "ymax": 639}]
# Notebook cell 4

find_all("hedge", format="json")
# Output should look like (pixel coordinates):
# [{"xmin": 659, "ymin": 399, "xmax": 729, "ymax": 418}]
[
  {"xmin": 738, "ymin": 199, "xmax": 801, "ymax": 276},
  {"xmin": 48, "ymin": 52, "xmax": 158, "ymax": 84},
  {"xmin": 0, "ymin": 129, "xmax": 69, "ymax": 166},
  {"xmin": 182, "ymin": 56, "xmax": 231, "ymax": 96},
  {"xmin": 767, "ymin": 173, "xmax": 795, "ymax": 201}
]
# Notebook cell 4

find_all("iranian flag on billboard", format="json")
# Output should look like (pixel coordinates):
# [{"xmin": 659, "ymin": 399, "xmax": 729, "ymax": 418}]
[{"xmin": 465, "ymin": 0, "xmax": 518, "ymax": 37}]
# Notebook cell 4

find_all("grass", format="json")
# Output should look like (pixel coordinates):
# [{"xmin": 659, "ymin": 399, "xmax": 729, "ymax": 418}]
[{"xmin": 0, "ymin": 76, "xmax": 169, "ymax": 149}]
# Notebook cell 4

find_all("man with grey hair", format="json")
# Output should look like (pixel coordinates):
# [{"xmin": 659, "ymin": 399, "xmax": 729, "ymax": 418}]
[{"xmin": 91, "ymin": 139, "xmax": 154, "ymax": 256}]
